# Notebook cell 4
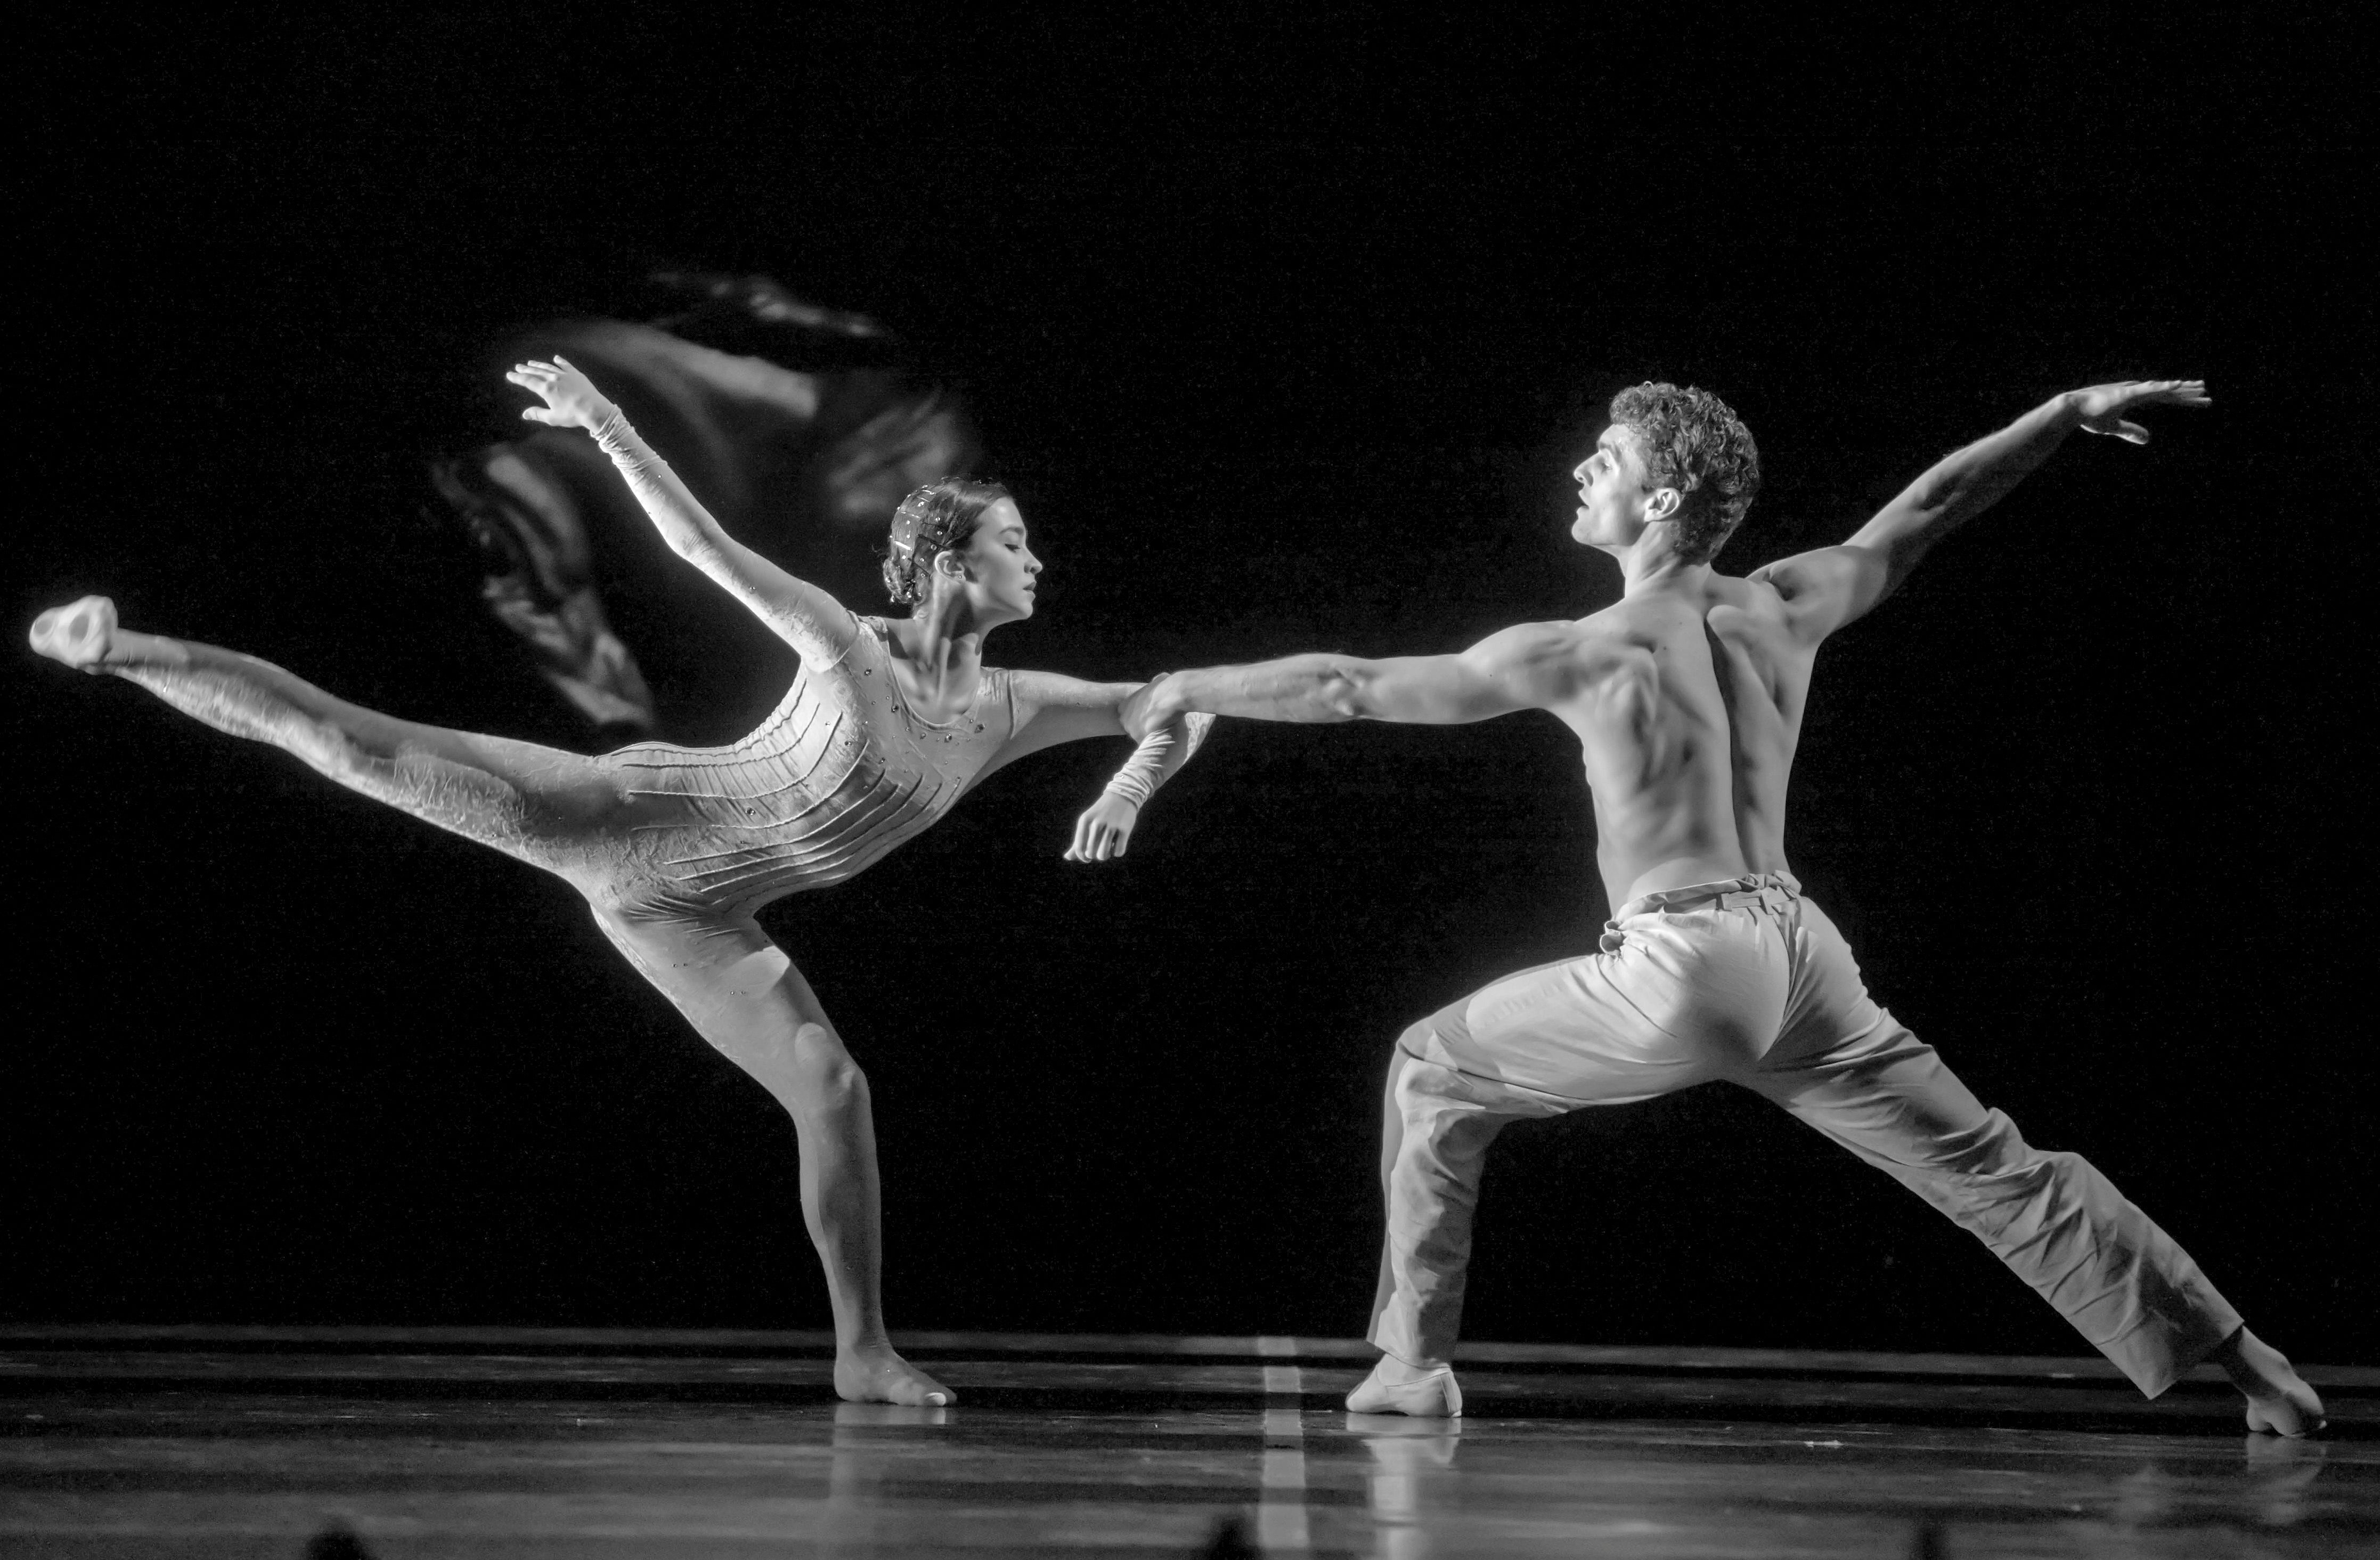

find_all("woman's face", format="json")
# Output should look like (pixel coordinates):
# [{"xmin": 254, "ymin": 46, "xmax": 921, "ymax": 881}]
[{"xmin": 955, "ymin": 498, "xmax": 1041, "ymax": 621}]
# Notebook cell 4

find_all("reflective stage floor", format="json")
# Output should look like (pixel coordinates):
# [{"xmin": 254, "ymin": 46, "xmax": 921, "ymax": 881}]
[{"xmin": 2, "ymin": 1327, "xmax": 2373, "ymax": 1557}]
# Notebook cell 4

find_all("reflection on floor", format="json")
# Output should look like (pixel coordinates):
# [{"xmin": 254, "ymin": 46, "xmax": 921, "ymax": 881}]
[{"xmin": 1, "ymin": 1327, "xmax": 2372, "ymax": 1557}]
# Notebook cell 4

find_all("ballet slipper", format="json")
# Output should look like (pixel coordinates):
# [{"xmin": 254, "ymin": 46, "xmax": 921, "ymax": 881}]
[
  {"xmin": 1345, "ymin": 1358, "xmax": 1463, "ymax": 1417},
  {"xmin": 29, "ymin": 595, "xmax": 119, "ymax": 671}
]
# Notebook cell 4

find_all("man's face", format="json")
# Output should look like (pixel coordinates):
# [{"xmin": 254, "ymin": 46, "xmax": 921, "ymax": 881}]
[{"xmin": 1569, "ymin": 424, "xmax": 1661, "ymax": 549}]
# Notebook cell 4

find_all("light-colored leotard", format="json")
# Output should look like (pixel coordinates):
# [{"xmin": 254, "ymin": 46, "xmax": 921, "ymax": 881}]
[{"xmin": 608, "ymin": 616, "xmax": 1021, "ymax": 917}]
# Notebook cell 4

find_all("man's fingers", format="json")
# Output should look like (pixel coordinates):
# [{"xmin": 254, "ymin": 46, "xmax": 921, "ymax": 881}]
[{"xmin": 2117, "ymin": 420, "xmax": 2150, "ymax": 444}]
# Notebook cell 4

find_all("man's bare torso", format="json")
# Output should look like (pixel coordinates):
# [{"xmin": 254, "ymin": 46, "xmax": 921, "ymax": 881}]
[{"xmin": 1537, "ymin": 571, "xmax": 1817, "ymax": 911}]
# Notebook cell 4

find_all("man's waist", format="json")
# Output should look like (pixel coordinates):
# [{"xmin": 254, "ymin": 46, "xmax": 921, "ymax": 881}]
[{"xmin": 1613, "ymin": 870, "xmax": 1802, "ymax": 922}]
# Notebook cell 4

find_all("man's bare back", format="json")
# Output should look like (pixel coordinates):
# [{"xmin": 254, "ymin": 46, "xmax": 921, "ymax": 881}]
[
  {"xmin": 1128, "ymin": 375, "xmax": 2321, "ymax": 1434},
  {"xmin": 1518, "ymin": 571, "xmax": 1814, "ymax": 913}
]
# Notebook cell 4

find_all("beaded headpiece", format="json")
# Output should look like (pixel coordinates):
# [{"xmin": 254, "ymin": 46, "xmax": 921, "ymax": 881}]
[
  {"xmin": 883, "ymin": 485, "xmax": 965, "ymax": 607},
  {"xmin": 881, "ymin": 479, "xmax": 1012, "ymax": 607}
]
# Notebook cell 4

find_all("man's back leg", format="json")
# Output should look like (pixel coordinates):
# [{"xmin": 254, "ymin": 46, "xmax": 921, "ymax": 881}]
[{"xmin": 1745, "ymin": 1019, "xmax": 2321, "ymax": 1432}]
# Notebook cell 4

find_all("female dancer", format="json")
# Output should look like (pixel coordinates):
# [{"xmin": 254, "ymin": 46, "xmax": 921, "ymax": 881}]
[{"xmin": 29, "ymin": 356, "xmax": 1210, "ymax": 1407}]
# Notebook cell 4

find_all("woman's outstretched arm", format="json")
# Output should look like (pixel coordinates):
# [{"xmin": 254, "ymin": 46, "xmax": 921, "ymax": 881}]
[
  {"xmin": 509, "ymin": 357, "xmax": 860, "ymax": 663},
  {"xmin": 973, "ymin": 669, "xmax": 1216, "ymax": 861}
]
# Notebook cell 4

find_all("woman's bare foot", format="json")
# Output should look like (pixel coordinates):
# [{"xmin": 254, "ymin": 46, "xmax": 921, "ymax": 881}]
[
  {"xmin": 834, "ymin": 1343, "xmax": 953, "ymax": 1408},
  {"xmin": 29, "ymin": 595, "xmax": 121, "ymax": 670},
  {"xmin": 2213, "ymin": 1327, "xmax": 2325, "ymax": 1436},
  {"xmin": 1345, "ymin": 1353, "xmax": 1463, "ymax": 1417}
]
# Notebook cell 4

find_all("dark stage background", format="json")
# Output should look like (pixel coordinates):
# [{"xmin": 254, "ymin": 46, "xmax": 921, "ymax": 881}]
[{"xmin": 13, "ymin": 17, "xmax": 2371, "ymax": 1363}]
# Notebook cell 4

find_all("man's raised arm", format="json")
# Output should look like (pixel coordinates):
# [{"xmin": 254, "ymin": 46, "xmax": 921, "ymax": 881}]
[{"xmin": 1754, "ymin": 379, "xmax": 2209, "ymax": 643}]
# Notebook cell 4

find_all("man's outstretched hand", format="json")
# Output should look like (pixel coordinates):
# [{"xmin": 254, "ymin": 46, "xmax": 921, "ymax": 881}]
[
  {"xmin": 507, "ymin": 356, "xmax": 617, "ymax": 433},
  {"xmin": 2072, "ymin": 379, "xmax": 2210, "ymax": 445}
]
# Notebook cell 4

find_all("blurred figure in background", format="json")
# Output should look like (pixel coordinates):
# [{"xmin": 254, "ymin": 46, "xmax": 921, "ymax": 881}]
[{"xmin": 433, "ymin": 273, "xmax": 977, "ymax": 733}]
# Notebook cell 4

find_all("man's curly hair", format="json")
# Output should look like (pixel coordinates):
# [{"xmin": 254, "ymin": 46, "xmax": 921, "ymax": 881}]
[{"xmin": 1607, "ymin": 382, "xmax": 1760, "ymax": 564}]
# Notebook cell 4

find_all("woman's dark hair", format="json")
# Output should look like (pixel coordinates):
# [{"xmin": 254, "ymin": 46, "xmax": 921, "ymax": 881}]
[
  {"xmin": 881, "ymin": 478, "xmax": 1013, "ymax": 608},
  {"xmin": 1607, "ymin": 382, "xmax": 1761, "ymax": 564}
]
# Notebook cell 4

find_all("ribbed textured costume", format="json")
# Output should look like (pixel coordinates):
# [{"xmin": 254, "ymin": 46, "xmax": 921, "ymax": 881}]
[{"xmin": 600, "ymin": 617, "xmax": 1021, "ymax": 918}]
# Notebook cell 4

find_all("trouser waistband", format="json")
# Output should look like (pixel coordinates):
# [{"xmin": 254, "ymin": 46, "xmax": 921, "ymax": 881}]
[{"xmin": 1613, "ymin": 870, "xmax": 1803, "ymax": 922}]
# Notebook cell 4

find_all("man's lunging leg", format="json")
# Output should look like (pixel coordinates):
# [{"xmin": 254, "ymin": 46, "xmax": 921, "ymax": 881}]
[{"xmin": 1351, "ymin": 1042, "xmax": 1558, "ymax": 1416}]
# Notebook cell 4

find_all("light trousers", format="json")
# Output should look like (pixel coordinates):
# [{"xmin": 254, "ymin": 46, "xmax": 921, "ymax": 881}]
[{"xmin": 1373, "ymin": 873, "xmax": 2243, "ymax": 1398}]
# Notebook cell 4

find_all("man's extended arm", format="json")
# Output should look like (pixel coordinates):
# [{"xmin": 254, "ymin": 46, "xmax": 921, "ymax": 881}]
[
  {"xmin": 1754, "ymin": 379, "xmax": 2208, "ymax": 642},
  {"xmin": 1124, "ymin": 624, "xmax": 1585, "ymax": 735}
]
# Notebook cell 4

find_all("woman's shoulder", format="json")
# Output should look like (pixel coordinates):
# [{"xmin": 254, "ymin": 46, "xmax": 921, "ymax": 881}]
[
  {"xmin": 977, "ymin": 662, "xmax": 1020, "ymax": 708},
  {"xmin": 798, "ymin": 612, "xmax": 889, "ymax": 679},
  {"xmin": 843, "ymin": 614, "xmax": 892, "ymax": 657}
]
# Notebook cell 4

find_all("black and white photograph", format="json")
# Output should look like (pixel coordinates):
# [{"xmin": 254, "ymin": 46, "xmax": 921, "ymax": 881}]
[{"xmin": 10, "ymin": 11, "xmax": 2373, "ymax": 1556}]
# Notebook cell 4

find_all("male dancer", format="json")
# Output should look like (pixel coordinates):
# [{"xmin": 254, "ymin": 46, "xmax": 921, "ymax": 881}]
[{"xmin": 1126, "ymin": 379, "xmax": 2326, "ymax": 1433}]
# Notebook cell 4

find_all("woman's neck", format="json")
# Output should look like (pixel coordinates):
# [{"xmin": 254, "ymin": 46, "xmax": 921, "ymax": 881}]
[{"xmin": 885, "ymin": 606, "xmax": 989, "ymax": 716}]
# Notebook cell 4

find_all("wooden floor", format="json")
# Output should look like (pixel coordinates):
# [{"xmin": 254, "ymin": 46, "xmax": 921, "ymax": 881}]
[{"xmin": 2, "ymin": 1327, "xmax": 2373, "ymax": 1557}]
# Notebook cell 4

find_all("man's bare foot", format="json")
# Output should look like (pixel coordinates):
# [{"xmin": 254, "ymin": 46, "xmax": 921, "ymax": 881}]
[
  {"xmin": 1345, "ymin": 1354, "xmax": 1463, "ymax": 1417},
  {"xmin": 29, "ymin": 596, "xmax": 121, "ymax": 671},
  {"xmin": 2213, "ymin": 1327, "xmax": 2325, "ymax": 1437},
  {"xmin": 834, "ymin": 1343, "xmax": 953, "ymax": 1408}
]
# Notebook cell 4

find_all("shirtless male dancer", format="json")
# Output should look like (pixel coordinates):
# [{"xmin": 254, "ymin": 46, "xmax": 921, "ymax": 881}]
[{"xmin": 1126, "ymin": 378, "xmax": 2326, "ymax": 1433}]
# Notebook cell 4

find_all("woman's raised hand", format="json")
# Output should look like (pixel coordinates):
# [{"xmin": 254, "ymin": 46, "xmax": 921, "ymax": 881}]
[{"xmin": 506, "ymin": 356, "xmax": 616, "ymax": 432}]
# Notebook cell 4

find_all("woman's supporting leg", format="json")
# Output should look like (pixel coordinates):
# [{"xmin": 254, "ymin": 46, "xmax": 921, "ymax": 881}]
[
  {"xmin": 31, "ymin": 596, "xmax": 619, "ymax": 866},
  {"xmin": 589, "ymin": 903, "xmax": 952, "ymax": 1408}
]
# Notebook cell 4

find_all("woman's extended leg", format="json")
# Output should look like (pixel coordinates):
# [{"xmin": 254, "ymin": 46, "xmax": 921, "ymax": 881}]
[
  {"xmin": 30, "ymin": 596, "xmax": 619, "ymax": 866},
  {"xmin": 589, "ymin": 903, "xmax": 952, "ymax": 1407}
]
